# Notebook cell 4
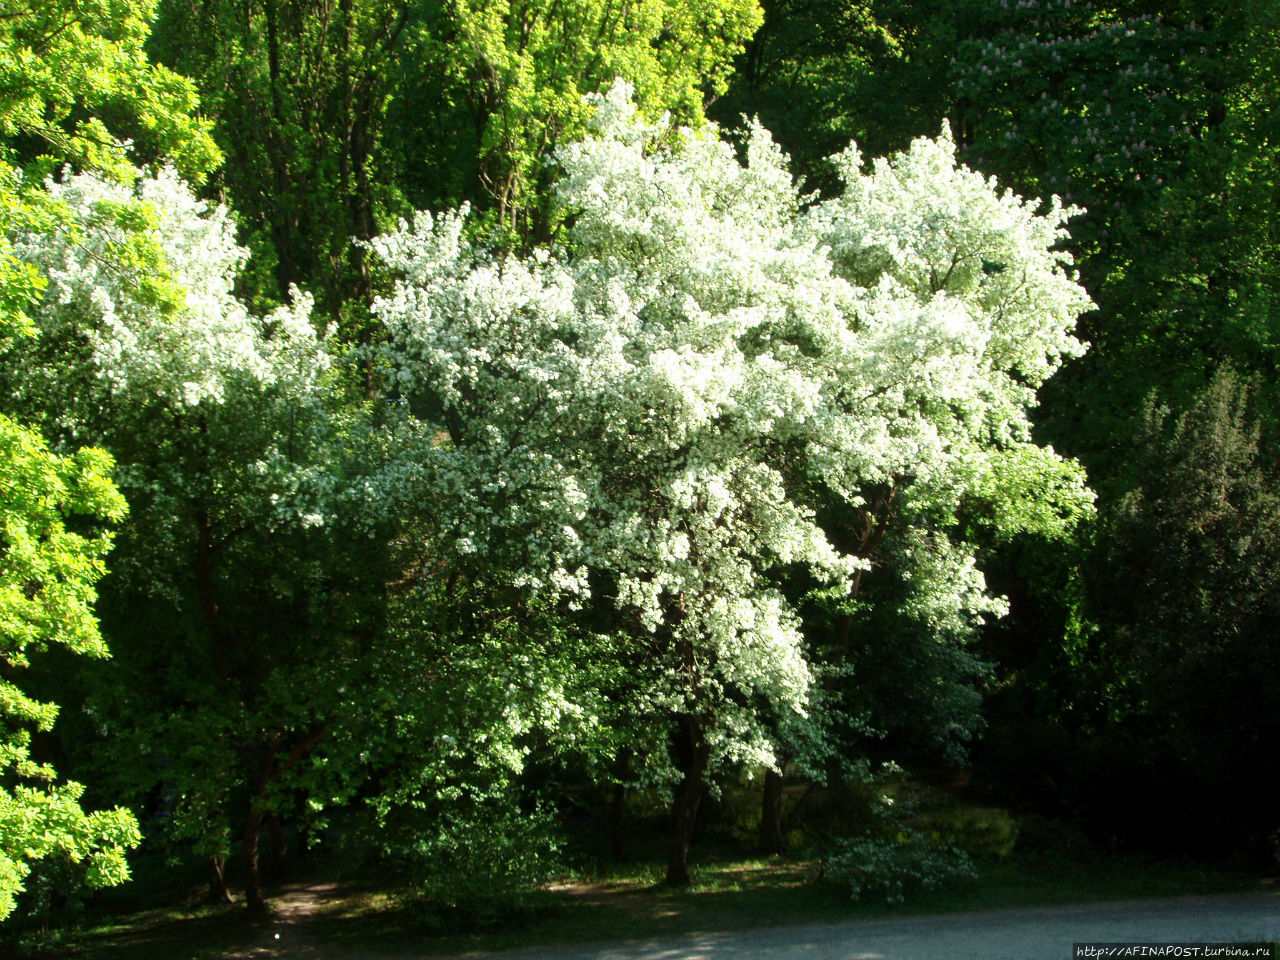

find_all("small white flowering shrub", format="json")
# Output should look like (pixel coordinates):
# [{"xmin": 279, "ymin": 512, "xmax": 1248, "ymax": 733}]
[{"xmin": 825, "ymin": 827, "xmax": 978, "ymax": 904}]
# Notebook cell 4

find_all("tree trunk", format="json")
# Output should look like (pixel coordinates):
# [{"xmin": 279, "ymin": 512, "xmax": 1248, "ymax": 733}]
[
  {"xmin": 610, "ymin": 783, "xmax": 626, "ymax": 862},
  {"xmin": 267, "ymin": 814, "xmax": 288, "ymax": 876},
  {"xmin": 243, "ymin": 807, "xmax": 266, "ymax": 914},
  {"xmin": 759, "ymin": 767, "xmax": 785, "ymax": 853},
  {"xmin": 209, "ymin": 855, "xmax": 233, "ymax": 904},
  {"xmin": 610, "ymin": 747, "xmax": 631, "ymax": 862},
  {"xmin": 666, "ymin": 718, "xmax": 709, "ymax": 886},
  {"xmin": 242, "ymin": 728, "xmax": 326, "ymax": 912},
  {"xmin": 295, "ymin": 820, "xmax": 310, "ymax": 864}
]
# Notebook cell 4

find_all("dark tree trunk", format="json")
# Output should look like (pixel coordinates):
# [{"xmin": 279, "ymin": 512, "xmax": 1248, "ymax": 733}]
[
  {"xmin": 243, "ymin": 807, "xmax": 266, "ymax": 914},
  {"xmin": 267, "ymin": 814, "xmax": 288, "ymax": 876},
  {"xmin": 209, "ymin": 855, "xmax": 233, "ymax": 904},
  {"xmin": 297, "ymin": 818, "xmax": 314, "ymax": 864},
  {"xmin": 666, "ymin": 718, "xmax": 710, "ymax": 886},
  {"xmin": 610, "ymin": 747, "xmax": 631, "ymax": 862},
  {"xmin": 759, "ymin": 767, "xmax": 785, "ymax": 853},
  {"xmin": 610, "ymin": 783, "xmax": 627, "ymax": 862},
  {"xmin": 241, "ymin": 728, "xmax": 326, "ymax": 913}
]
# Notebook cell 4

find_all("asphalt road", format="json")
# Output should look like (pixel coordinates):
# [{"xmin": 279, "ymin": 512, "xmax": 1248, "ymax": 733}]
[{"xmin": 486, "ymin": 892, "xmax": 1280, "ymax": 960}]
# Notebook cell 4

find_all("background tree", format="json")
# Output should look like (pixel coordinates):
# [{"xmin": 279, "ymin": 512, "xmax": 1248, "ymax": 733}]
[
  {"xmin": 1082, "ymin": 369, "xmax": 1280, "ymax": 850},
  {"xmin": 150, "ymin": 0, "xmax": 414, "ymax": 324},
  {"xmin": 0, "ymin": 0, "xmax": 215, "ymax": 927},
  {"xmin": 0, "ymin": 0, "xmax": 216, "ymax": 178},
  {"xmin": 712, "ymin": 0, "xmax": 922, "ymax": 186},
  {"xmin": 1, "ymin": 165, "xmax": 343, "ymax": 911},
  {"xmin": 942, "ymin": 1, "xmax": 1280, "ymax": 844},
  {"xmin": 150, "ymin": 0, "xmax": 761, "ymax": 329},
  {"xmin": 403, "ymin": 0, "xmax": 761, "ymax": 243}
]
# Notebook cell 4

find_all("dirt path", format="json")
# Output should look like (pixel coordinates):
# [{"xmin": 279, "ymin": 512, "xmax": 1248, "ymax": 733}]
[{"xmin": 222, "ymin": 881, "xmax": 351, "ymax": 959}]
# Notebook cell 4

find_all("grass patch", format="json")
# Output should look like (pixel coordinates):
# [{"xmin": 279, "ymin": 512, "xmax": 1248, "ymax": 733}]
[
  {"xmin": 52, "ymin": 899, "xmax": 258, "ymax": 960},
  {"xmin": 54, "ymin": 844, "xmax": 1269, "ymax": 959}
]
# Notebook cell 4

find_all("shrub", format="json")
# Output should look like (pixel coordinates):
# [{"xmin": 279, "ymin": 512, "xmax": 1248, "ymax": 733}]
[
  {"xmin": 341, "ymin": 795, "xmax": 564, "ymax": 931},
  {"xmin": 403, "ymin": 801, "xmax": 563, "ymax": 930},
  {"xmin": 824, "ymin": 827, "xmax": 978, "ymax": 904}
]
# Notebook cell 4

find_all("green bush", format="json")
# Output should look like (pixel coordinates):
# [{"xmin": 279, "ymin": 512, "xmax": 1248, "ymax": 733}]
[
  {"xmin": 0, "ymin": 855, "xmax": 91, "ymax": 955},
  {"xmin": 342, "ymin": 796, "xmax": 564, "ymax": 931},
  {"xmin": 406, "ymin": 802, "xmax": 562, "ymax": 930}
]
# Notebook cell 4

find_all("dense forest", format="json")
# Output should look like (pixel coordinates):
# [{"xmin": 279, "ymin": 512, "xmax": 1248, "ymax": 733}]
[{"xmin": 2, "ymin": 0, "xmax": 1279, "ymax": 944}]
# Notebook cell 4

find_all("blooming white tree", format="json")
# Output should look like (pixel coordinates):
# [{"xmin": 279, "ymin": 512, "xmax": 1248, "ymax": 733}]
[{"xmin": 370, "ymin": 80, "xmax": 1093, "ymax": 884}]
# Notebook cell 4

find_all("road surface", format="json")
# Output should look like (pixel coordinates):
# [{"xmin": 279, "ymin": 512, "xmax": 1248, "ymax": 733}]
[{"xmin": 477, "ymin": 892, "xmax": 1280, "ymax": 960}]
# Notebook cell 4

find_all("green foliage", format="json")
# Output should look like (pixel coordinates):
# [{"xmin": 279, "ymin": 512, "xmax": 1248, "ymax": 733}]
[
  {"xmin": 720, "ymin": 0, "xmax": 1267, "ymax": 462},
  {"xmin": 152, "ymin": 0, "xmax": 761, "ymax": 320},
  {"xmin": 415, "ymin": 0, "xmax": 762, "ymax": 242},
  {"xmin": 911, "ymin": 806, "xmax": 1020, "ymax": 859},
  {"xmin": 0, "ymin": 160, "xmax": 375, "ymax": 910},
  {"xmin": 809, "ymin": 526, "xmax": 993, "ymax": 768},
  {"xmin": 74, "ymin": 365, "xmax": 375, "ymax": 893},
  {"xmin": 826, "ymin": 831, "xmax": 977, "ymax": 904},
  {"xmin": 0, "ymin": 0, "xmax": 217, "ymax": 928},
  {"xmin": 1108, "ymin": 369, "xmax": 1280, "ymax": 645},
  {"xmin": 962, "ymin": 446, "xmax": 1095, "ymax": 543},
  {"xmin": 1209, "ymin": 0, "xmax": 1280, "ymax": 378},
  {"xmin": 953, "ymin": 2, "xmax": 1248, "ymax": 475},
  {"xmin": 1081, "ymin": 367, "xmax": 1280, "ymax": 848},
  {"xmin": 315, "ymin": 550, "xmax": 629, "ymax": 882},
  {"xmin": 150, "ymin": 0, "xmax": 414, "ymax": 316},
  {"xmin": 358, "ymin": 799, "xmax": 564, "ymax": 931},
  {"xmin": 952, "ymin": 0, "xmax": 1215, "ymax": 214},
  {"xmin": 0, "ymin": 413, "xmax": 139, "ymax": 922},
  {"xmin": 0, "ymin": 0, "xmax": 217, "ymax": 178},
  {"xmin": 6, "ymin": 0, "xmax": 1273, "ymax": 918},
  {"xmin": 712, "ymin": 0, "xmax": 903, "ymax": 187}
]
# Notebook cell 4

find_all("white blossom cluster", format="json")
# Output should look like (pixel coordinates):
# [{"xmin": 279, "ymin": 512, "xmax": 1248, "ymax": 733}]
[
  {"xmin": 12, "ymin": 167, "xmax": 324, "ymax": 411},
  {"xmin": 371, "ymin": 80, "xmax": 1092, "ymax": 775},
  {"xmin": 5, "ymin": 166, "xmax": 340, "ymax": 546}
]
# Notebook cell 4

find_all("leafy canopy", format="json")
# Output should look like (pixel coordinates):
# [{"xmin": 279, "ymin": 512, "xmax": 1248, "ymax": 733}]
[
  {"xmin": 0, "ymin": 414, "xmax": 138, "ymax": 919},
  {"xmin": 0, "ymin": 0, "xmax": 217, "ymax": 178}
]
